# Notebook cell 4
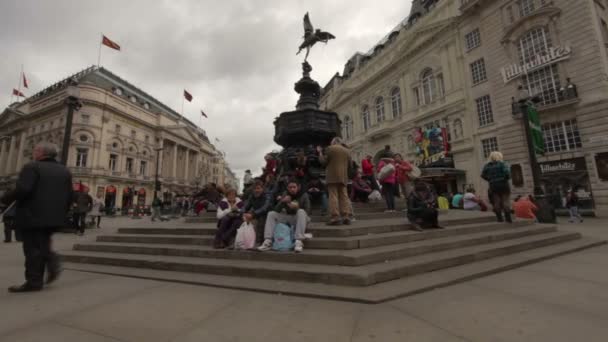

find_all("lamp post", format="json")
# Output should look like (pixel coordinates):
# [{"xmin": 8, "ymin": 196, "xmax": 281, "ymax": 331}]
[
  {"xmin": 518, "ymin": 94, "xmax": 556, "ymax": 224},
  {"xmin": 154, "ymin": 147, "xmax": 164, "ymax": 200},
  {"xmin": 60, "ymin": 79, "xmax": 82, "ymax": 166}
]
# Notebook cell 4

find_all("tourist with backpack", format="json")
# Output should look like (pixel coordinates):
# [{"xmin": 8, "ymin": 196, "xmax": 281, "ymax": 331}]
[
  {"xmin": 481, "ymin": 151, "xmax": 512, "ymax": 223},
  {"xmin": 258, "ymin": 181, "xmax": 311, "ymax": 253}
]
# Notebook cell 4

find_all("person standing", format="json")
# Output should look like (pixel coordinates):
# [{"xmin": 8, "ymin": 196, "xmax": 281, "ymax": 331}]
[
  {"xmin": 91, "ymin": 194, "xmax": 104, "ymax": 228},
  {"xmin": 151, "ymin": 196, "xmax": 163, "ymax": 221},
  {"xmin": 394, "ymin": 153, "xmax": 413, "ymax": 199},
  {"xmin": 318, "ymin": 137, "xmax": 353, "ymax": 225},
  {"xmin": 1, "ymin": 143, "xmax": 73, "ymax": 292},
  {"xmin": 481, "ymin": 151, "xmax": 512, "ymax": 223},
  {"xmin": 2, "ymin": 203, "xmax": 20, "ymax": 242},
  {"xmin": 361, "ymin": 155, "xmax": 379, "ymax": 191},
  {"xmin": 73, "ymin": 188, "xmax": 93, "ymax": 235},
  {"xmin": 566, "ymin": 187, "xmax": 584, "ymax": 223},
  {"xmin": 377, "ymin": 156, "xmax": 397, "ymax": 212}
]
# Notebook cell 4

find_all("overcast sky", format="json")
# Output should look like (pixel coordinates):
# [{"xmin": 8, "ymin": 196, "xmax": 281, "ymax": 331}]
[{"xmin": 1, "ymin": 0, "xmax": 411, "ymax": 180}]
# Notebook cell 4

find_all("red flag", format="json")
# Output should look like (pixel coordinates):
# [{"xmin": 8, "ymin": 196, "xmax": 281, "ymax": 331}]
[
  {"xmin": 201, "ymin": 110, "xmax": 208, "ymax": 118},
  {"xmin": 102, "ymin": 35, "xmax": 121, "ymax": 51},
  {"xmin": 22, "ymin": 73, "xmax": 29, "ymax": 88},
  {"xmin": 183, "ymin": 90, "xmax": 193, "ymax": 102},
  {"xmin": 12, "ymin": 88, "xmax": 25, "ymax": 97}
]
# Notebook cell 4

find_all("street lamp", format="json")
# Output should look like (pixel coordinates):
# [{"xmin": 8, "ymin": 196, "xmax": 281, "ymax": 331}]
[
  {"xmin": 60, "ymin": 79, "xmax": 82, "ymax": 166},
  {"xmin": 154, "ymin": 147, "xmax": 164, "ymax": 200},
  {"xmin": 517, "ymin": 87, "xmax": 556, "ymax": 223}
]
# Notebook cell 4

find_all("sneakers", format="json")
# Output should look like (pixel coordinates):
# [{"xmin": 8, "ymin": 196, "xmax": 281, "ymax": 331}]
[
  {"xmin": 257, "ymin": 239, "xmax": 273, "ymax": 251},
  {"xmin": 294, "ymin": 240, "xmax": 304, "ymax": 253}
]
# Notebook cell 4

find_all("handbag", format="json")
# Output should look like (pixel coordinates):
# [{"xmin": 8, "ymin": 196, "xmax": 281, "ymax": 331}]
[
  {"xmin": 235, "ymin": 222, "xmax": 256, "ymax": 250},
  {"xmin": 377, "ymin": 163, "xmax": 396, "ymax": 181},
  {"xmin": 408, "ymin": 165, "xmax": 421, "ymax": 180}
]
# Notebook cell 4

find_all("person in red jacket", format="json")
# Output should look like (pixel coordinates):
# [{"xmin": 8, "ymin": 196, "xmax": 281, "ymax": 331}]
[
  {"xmin": 377, "ymin": 156, "xmax": 397, "ymax": 212},
  {"xmin": 512, "ymin": 195, "xmax": 538, "ymax": 220},
  {"xmin": 394, "ymin": 153, "xmax": 413, "ymax": 199},
  {"xmin": 361, "ymin": 155, "xmax": 379, "ymax": 191}
]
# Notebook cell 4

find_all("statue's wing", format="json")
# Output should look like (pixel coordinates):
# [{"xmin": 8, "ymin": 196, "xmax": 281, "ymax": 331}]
[
  {"xmin": 317, "ymin": 31, "xmax": 336, "ymax": 41},
  {"xmin": 303, "ymin": 12, "xmax": 314, "ymax": 35}
]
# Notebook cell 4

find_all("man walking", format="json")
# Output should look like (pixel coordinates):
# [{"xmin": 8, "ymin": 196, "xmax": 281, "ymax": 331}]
[
  {"xmin": 318, "ymin": 137, "xmax": 352, "ymax": 225},
  {"xmin": 1, "ymin": 143, "xmax": 73, "ymax": 292},
  {"xmin": 73, "ymin": 187, "xmax": 93, "ymax": 235}
]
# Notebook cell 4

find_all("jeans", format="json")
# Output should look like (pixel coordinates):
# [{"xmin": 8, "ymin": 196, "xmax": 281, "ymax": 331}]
[
  {"xmin": 569, "ymin": 206, "xmax": 583, "ymax": 223},
  {"xmin": 73, "ymin": 213, "xmax": 87, "ymax": 233},
  {"xmin": 382, "ymin": 183, "xmax": 396, "ymax": 210},
  {"xmin": 263, "ymin": 210, "xmax": 310, "ymax": 241}
]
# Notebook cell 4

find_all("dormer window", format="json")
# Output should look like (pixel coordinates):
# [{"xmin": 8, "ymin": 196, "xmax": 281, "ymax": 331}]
[
  {"xmin": 113, "ymin": 87, "xmax": 123, "ymax": 96},
  {"xmin": 130, "ymin": 95, "xmax": 137, "ymax": 103},
  {"xmin": 143, "ymin": 102, "xmax": 150, "ymax": 109}
]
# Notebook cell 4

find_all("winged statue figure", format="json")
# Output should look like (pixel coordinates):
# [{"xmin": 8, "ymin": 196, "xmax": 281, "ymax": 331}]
[{"xmin": 297, "ymin": 12, "xmax": 336, "ymax": 61}]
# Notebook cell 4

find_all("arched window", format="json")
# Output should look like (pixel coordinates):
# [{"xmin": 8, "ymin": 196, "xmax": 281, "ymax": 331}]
[
  {"xmin": 362, "ymin": 105, "xmax": 371, "ymax": 131},
  {"xmin": 391, "ymin": 88, "xmax": 403, "ymax": 118},
  {"xmin": 517, "ymin": 27, "xmax": 561, "ymax": 105},
  {"xmin": 343, "ymin": 116, "xmax": 353, "ymax": 140},
  {"xmin": 375, "ymin": 97, "xmax": 385, "ymax": 123}
]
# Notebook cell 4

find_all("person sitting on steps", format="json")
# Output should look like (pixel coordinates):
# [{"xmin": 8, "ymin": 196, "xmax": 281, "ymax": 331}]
[
  {"xmin": 241, "ymin": 180, "xmax": 272, "ymax": 245},
  {"xmin": 258, "ymin": 181, "xmax": 311, "ymax": 253},
  {"xmin": 213, "ymin": 188, "xmax": 244, "ymax": 249},
  {"xmin": 407, "ymin": 182, "xmax": 444, "ymax": 231}
]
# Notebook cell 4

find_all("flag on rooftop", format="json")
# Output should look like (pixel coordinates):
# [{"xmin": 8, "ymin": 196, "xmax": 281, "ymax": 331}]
[
  {"xmin": 201, "ymin": 110, "xmax": 208, "ymax": 118},
  {"xmin": 102, "ymin": 35, "xmax": 121, "ymax": 51},
  {"xmin": 184, "ymin": 90, "xmax": 193, "ymax": 102},
  {"xmin": 12, "ymin": 88, "xmax": 25, "ymax": 97}
]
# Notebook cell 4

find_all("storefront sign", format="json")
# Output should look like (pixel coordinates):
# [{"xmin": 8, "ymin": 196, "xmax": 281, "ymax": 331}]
[
  {"xmin": 413, "ymin": 127, "xmax": 451, "ymax": 167},
  {"xmin": 501, "ymin": 46, "xmax": 572, "ymax": 84},
  {"xmin": 539, "ymin": 157, "xmax": 586, "ymax": 175}
]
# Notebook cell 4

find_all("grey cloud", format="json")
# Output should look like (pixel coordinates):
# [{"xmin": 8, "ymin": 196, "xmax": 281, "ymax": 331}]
[{"xmin": 1, "ymin": 0, "xmax": 411, "ymax": 181}]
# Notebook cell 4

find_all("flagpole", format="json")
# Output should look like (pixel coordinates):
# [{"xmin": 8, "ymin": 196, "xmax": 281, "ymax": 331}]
[
  {"xmin": 97, "ymin": 33, "xmax": 103, "ymax": 67},
  {"xmin": 17, "ymin": 65, "xmax": 23, "ymax": 96},
  {"xmin": 181, "ymin": 95, "xmax": 185, "ymax": 123}
]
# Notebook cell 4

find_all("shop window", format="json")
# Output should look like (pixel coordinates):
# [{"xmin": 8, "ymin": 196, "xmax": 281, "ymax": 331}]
[
  {"xmin": 511, "ymin": 164, "xmax": 524, "ymax": 187},
  {"xmin": 595, "ymin": 152, "xmax": 608, "ymax": 181}
]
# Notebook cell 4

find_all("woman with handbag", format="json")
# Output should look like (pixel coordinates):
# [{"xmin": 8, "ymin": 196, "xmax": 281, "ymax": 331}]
[
  {"xmin": 377, "ymin": 156, "xmax": 397, "ymax": 212},
  {"xmin": 91, "ymin": 194, "xmax": 105, "ymax": 228}
]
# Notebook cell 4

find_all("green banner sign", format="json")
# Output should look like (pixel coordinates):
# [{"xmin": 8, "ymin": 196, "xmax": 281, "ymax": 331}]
[{"xmin": 528, "ymin": 105, "xmax": 545, "ymax": 155}]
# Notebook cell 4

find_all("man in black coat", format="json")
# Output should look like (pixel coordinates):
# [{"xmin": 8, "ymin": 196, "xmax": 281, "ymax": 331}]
[{"xmin": 1, "ymin": 142, "xmax": 73, "ymax": 293}]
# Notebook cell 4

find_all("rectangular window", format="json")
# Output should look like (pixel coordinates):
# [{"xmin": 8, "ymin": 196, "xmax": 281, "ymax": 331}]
[
  {"xmin": 542, "ymin": 119, "xmax": 582, "ymax": 153},
  {"xmin": 81, "ymin": 114, "xmax": 90, "ymax": 123},
  {"xmin": 109, "ymin": 154, "xmax": 117, "ymax": 171},
  {"xmin": 465, "ymin": 28, "xmax": 481, "ymax": 51},
  {"xmin": 126, "ymin": 158, "xmax": 133, "ymax": 173},
  {"xmin": 140, "ymin": 161, "xmax": 147, "ymax": 175},
  {"xmin": 76, "ymin": 148, "xmax": 88, "ymax": 167},
  {"xmin": 481, "ymin": 137, "xmax": 499, "ymax": 159},
  {"xmin": 522, "ymin": 65, "xmax": 561, "ymax": 106},
  {"xmin": 476, "ymin": 95, "xmax": 494, "ymax": 127},
  {"xmin": 470, "ymin": 58, "xmax": 487, "ymax": 85},
  {"xmin": 519, "ymin": 0, "xmax": 536, "ymax": 17},
  {"xmin": 115, "ymin": 124, "xmax": 121, "ymax": 133}
]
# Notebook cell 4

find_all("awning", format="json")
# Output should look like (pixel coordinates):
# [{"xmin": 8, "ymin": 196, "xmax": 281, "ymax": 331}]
[{"xmin": 420, "ymin": 168, "xmax": 466, "ymax": 178}]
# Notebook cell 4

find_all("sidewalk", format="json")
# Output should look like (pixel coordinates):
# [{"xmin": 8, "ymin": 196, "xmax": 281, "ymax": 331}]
[{"xmin": 0, "ymin": 217, "xmax": 606, "ymax": 341}]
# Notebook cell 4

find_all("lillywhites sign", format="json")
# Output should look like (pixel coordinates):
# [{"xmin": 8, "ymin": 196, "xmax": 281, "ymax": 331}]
[
  {"xmin": 501, "ymin": 46, "xmax": 572, "ymax": 84},
  {"xmin": 539, "ymin": 158, "xmax": 586, "ymax": 175}
]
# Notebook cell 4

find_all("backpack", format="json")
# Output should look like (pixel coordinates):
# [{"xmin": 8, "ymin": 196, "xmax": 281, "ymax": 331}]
[
  {"xmin": 272, "ymin": 223, "xmax": 295, "ymax": 251},
  {"xmin": 377, "ymin": 163, "xmax": 395, "ymax": 181}
]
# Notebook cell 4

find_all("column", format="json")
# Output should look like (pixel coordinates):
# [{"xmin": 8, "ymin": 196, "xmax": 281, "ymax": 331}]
[
  {"xmin": 157, "ymin": 139, "xmax": 164, "ymax": 179},
  {"xmin": 4, "ymin": 136, "xmax": 16, "ymax": 175},
  {"xmin": 172, "ymin": 143, "xmax": 178, "ymax": 179},
  {"xmin": 0, "ymin": 139, "xmax": 7, "ymax": 176},
  {"xmin": 184, "ymin": 149, "xmax": 190, "ymax": 181},
  {"xmin": 15, "ymin": 131, "xmax": 27, "ymax": 171}
]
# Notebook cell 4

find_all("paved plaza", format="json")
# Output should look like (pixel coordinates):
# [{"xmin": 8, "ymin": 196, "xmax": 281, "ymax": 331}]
[{"xmin": 0, "ymin": 216, "xmax": 607, "ymax": 342}]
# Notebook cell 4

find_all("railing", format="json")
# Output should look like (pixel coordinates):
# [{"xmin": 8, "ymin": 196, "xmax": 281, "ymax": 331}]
[{"xmin": 512, "ymin": 83, "xmax": 579, "ymax": 115}]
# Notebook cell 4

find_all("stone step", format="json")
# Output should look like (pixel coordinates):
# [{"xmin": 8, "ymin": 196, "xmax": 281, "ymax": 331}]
[
  {"xmin": 100, "ymin": 220, "xmax": 528, "ymax": 250},
  {"xmin": 60, "ymin": 231, "xmax": 582, "ymax": 287},
  {"xmin": 118, "ymin": 215, "xmax": 497, "ymax": 238},
  {"xmin": 74, "ymin": 225, "xmax": 556, "ymax": 266},
  {"xmin": 63, "ymin": 237, "xmax": 605, "ymax": 303},
  {"xmin": 185, "ymin": 210, "xmax": 408, "ymax": 224}
]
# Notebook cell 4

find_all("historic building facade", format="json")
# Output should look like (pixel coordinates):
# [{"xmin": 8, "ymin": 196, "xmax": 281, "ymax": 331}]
[
  {"xmin": 460, "ymin": 0, "xmax": 608, "ymax": 213},
  {"xmin": 0, "ymin": 66, "xmax": 234, "ymax": 210},
  {"xmin": 321, "ymin": 0, "xmax": 608, "ymax": 213}
]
